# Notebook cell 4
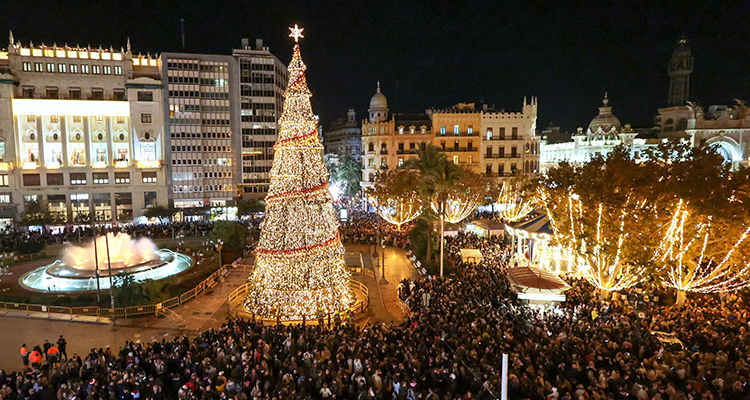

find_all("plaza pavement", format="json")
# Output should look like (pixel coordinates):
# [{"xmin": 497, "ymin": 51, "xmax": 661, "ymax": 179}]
[{"xmin": 0, "ymin": 243, "xmax": 420, "ymax": 371}]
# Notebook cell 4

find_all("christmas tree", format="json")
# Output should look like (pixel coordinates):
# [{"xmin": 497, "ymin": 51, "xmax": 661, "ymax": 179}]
[{"xmin": 244, "ymin": 25, "xmax": 355, "ymax": 320}]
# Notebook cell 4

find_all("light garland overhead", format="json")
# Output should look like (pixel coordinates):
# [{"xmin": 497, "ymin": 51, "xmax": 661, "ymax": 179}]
[
  {"xmin": 243, "ymin": 28, "xmax": 354, "ymax": 320},
  {"xmin": 500, "ymin": 181, "xmax": 537, "ymax": 222},
  {"xmin": 367, "ymin": 170, "xmax": 423, "ymax": 227},
  {"xmin": 655, "ymin": 199, "xmax": 750, "ymax": 294}
]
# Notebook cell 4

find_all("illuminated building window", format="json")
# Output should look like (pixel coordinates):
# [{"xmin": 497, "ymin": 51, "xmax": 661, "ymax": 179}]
[
  {"xmin": 70, "ymin": 173, "xmax": 87, "ymax": 185},
  {"xmin": 144, "ymin": 192, "xmax": 157, "ymax": 207},
  {"xmin": 141, "ymin": 113, "xmax": 152, "ymax": 123},
  {"xmin": 34, "ymin": 63, "xmax": 42, "ymax": 72},
  {"xmin": 92, "ymin": 65, "xmax": 100, "ymax": 74},
  {"xmin": 93, "ymin": 172, "xmax": 109, "ymax": 184},
  {"xmin": 46, "ymin": 63, "xmax": 54, "ymax": 72},
  {"xmin": 103, "ymin": 65, "xmax": 111, "ymax": 75},
  {"xmin": 0, "ymin": 194, "xmax": 9, "ymax": 203},
  {"xmin": 50, "ymin": 115, "xmax": 59, "ymax": 123},
  {"xmin": 26, "ymin": 115, "xmax": 36, "ymax": 123},
  {"xmin": 468, "ymin": 125, "xmax": 473, "ymax": 134},
  {"xmin": 114, "ymin": 66, "xmax": 122, "ymax": 75},
  {"xmin": 115, "ymin": 172, "xmax": 130, "ymax": 184},
  {"xmin": 81, "ymin": 64, "xmax": 90, "ymax": 74},
  {"xmin": 72, "ymin": 116, "xmax": 82, "ymax": 123},
  {"xmin": 22, "ymin": 62, "xmax": 31, "ymax": 71},
  {"xmin": 0, "ymin": 175, "xmax": 8, "ymax": 187},
  {"xmin": 69, "ymin": 64, "xmax": 78, "ymax": 74},
  {"xmin": 141, "ymin": 171, "xmax": 156, "ymax": 183},
  {"xmin": 58, "ymin": 63, "xmax": 66, "ymax": 73},
  {"xmin": 69, "ymin": 88, "xmax": 81, "ymax": 99},
  {"xmin": 454, "ymin": 125, "xmax": 459, "ymax": 135},
  {"xmin": 440, "ymin": 126, "xmax": 446, "ymax": 135}
]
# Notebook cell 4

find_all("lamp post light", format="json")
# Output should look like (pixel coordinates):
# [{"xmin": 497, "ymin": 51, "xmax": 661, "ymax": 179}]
[{"xmin": 214, "ymin": 239, "xmax": 224, "ymax": 269}]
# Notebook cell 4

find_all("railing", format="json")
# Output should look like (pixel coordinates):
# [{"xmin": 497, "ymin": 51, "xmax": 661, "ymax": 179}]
[
  {"xmin": 227, "ymin": 275, "xmax": 370, "ymax": 322},
  {"xmin": 0, "ymin": 261, "xmax": 254, "ymax": 320}
]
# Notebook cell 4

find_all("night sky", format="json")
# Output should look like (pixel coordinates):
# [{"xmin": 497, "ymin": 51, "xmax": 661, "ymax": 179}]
[{"xmin": 2, "ymin": 0, "xmax": 749, "ymax": 132}]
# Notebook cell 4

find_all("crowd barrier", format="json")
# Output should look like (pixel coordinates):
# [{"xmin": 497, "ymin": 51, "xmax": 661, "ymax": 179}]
[
  {"xmin": 0, "ymin": 261, "xmax": 253, "ymax": 320},
  {"xmin": 227, "ymin": 268, "xmax": 371, "ymax": 322}
]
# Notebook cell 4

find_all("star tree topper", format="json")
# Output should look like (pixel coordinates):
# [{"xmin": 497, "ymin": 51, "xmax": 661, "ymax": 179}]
[{"xmin": 289, "ymin": 24, "xmax": 305, "ymax": 42}]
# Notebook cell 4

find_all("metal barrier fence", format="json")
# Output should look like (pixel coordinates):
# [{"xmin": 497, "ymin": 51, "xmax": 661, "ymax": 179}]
[
  {"xmin": 0, "ymin": 262, "xmax": 254, "ymax": 320},
  {"xmin": 227, "ymin": 278, "xmax": 370, "ymax": 322}
]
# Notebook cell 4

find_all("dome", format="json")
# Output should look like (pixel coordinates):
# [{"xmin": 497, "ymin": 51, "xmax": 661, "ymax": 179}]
[
  {"xmin": 588, "ymin": 94, "xmax": 621, "ymax": 134},
  {"xmin": 369, "ymin": 81, "xmax": 388, "ymax": 110}
]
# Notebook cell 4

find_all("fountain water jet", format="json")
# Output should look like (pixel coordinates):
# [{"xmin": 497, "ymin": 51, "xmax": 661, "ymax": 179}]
[{"xmin": 20, "ymin": 233, "xmax": 193, "ymax": 293}]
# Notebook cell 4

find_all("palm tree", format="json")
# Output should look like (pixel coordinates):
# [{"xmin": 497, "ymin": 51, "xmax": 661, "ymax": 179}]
[
  {"xmin": 423, "ymin": 160, "xmax": 463, "ymax": 277},
  {"xmin": 337, "ymin": 155, "xmax": 363, "ymax": 198}
]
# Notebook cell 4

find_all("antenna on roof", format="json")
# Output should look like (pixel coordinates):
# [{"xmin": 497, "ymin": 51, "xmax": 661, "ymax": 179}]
[{"xmin": 180, "ymin": 18, "xmax": 186, "ymax": 50}]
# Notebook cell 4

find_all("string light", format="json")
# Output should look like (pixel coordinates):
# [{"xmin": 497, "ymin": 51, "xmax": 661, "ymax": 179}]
[
  {"xmin": 430, "ymin": 192, "xmax": 480, "ymax": 224},
  {"xmin": 243, "ymin": 29, "xmax": 354, "ymax": 320},
  {"xmin": 655, "ymin": 199, "xmax": 750, "ymax": 294},
  {"xmin": 500, "ymin": 181, "xmax": 537, "ymax": 222},
  {"xmin": 366, "ymin": 170, "xmax": 422, "ymax": 227}
]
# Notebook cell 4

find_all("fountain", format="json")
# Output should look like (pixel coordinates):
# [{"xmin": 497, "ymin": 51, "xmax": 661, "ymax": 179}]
[{"xmin": 20, "ymin": 233, "xmax": 194, "ymax": 293}]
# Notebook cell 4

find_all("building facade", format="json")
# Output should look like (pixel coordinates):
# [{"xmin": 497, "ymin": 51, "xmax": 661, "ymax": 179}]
[
  {"xmin": 431, "ymin": 104, "xmax": 482, "ymax": 172},
  {"xmin": 233, "ymin": 39, "xmax": 287, "ymax": 198},
  {"xmin": 0, "ymin": 35, "xmax": 167, "ymax": 227},
  {"xmin": 160, "ymin": 52, "xmax": 239, "ymax": 214},
  {"xmin": 540, "ymin": 95, "xmax": 658, "ymax": 171},
  {"xmin": 360, "ymin": 83, "xmax": 432, "ymax": 188},
  {"xmin": 324, "ymin": 108, "xmax": 362, "ymax": 159},
  {"xmin": 480, "ymin": 98, "xmax": 540, "ymax": 179}
]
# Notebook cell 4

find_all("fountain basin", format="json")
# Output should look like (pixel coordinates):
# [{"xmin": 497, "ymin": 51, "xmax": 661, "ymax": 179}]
[{"xmin": 20, "ymin": 249, "xmax": 194, "ymax": 293}]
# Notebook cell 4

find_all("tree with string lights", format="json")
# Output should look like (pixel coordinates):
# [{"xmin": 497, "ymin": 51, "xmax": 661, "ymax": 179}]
[
  {"xmin": 367, "ymin": 169, "xmax": 422, "ymax": 228},
  {"xmin": 654, "ymin": 200, "xmax": 750, "ymax": 306},
  {"xmin": 500, "ymin": 178, "xmax": 538, "ymax": 222},
  {"xmin": 243, "ymin": 26, "xmax": 354, "ymax": 320}
]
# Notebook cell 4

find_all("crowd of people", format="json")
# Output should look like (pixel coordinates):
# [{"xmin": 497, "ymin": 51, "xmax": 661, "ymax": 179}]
[
  {"xmin": 339, "ymin": 211, "xmax": 412, "ymax": 248},
  {"xmin": 2, "ymin": 215, "xmax": 750, "ymax": 399}
]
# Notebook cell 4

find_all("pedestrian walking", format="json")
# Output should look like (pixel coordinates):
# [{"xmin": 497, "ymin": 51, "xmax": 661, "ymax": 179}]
[{"xmin": 57, "ymin": 335, "xmax": 68, "ymax": 360}]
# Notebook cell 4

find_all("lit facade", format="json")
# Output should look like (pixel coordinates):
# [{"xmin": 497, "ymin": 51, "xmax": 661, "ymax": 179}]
[
  {"xmin": 161, "ymin": 53, "xmax": 238, "ymax": 212},
  {"xmin": 324, "ymin": 108, "xmax": 362, "ymax": 159},
  {"xmin": 233, "ymin": 39, "xmax": 287, "ymax": 198},
  {"xmin": 361, "ymin": 84, "xmax": 432, "ymax": 188},
  {"xmin": 0, "ymin": 35, "xmax": 167, "ymax": 226},
  {"xmin": 540, "ymin": 95, "xmax": 658, "ymax": 172},
  {"xmin": 431, "ymin": 105, "xmax": 482, "ymax": 172},
  {"xmin": 480, "ymin": 98, "xmax": 540, "ymax": 179}
]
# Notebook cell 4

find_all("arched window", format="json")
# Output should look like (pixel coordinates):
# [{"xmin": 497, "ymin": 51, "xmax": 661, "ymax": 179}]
[{"xmin": 368, "ymin": 142, "xmax": 374, "ymax": 152}]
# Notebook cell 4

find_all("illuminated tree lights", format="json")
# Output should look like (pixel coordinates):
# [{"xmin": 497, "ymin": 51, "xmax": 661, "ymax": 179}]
[
  {"xmin": 243, "ymin": 31, "xmax": 354, "ymax": 320},
  {"xmin": 500, "ymin": 181, "xmax": 537, "ymax": 222},
  {"xmin": 552, "ymin": 196, "xmax": 644, "ymax": 292},
  {"xmin": 367, "ymin": 170, "xmax": 422, "ymax": 227},
  {"xmin": 655, "ymin": 200, "xmax": 750, "ymax": 301}
]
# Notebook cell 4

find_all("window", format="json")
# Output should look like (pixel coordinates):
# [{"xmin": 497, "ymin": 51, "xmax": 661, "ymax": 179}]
[
  {"xmin": 103, "ymin": 65, "xmax": 112, "ymax": 75},
  {"xmin": 46, "ymin": 63, "xmax": 54, "ymax": 72},
  {"xmin": 34, "ymin": 62, "xmax": 43, "ymax": 72},
  {"xmin": 114, "ymin": 66, "xmax": 122, "ymax": 75},
  {"xmin": 144, "ymin": 192, "xmax": 157, "ymax": 208},
  {"xmin": 142, "ymin": 171, "xmax": 157, "ymax": 183},
  {"xmin": 92, "ymin": 65, "xmax": 101, "ymax": 74},
  {"xmin": 81, "ymin": 64, "xmax": 90, "ymax": 74},
  {"xmin": 70, "ymin": 173, "xmax": 87, "ymax": 185},
  {"xmin": 511, "ymin": 146, "xmax": 517, "ymax": 157},
  {"xmin": 510, "ymin": 163, "xmax": 517, "ymax": 174},
  {"xmin": 398, "ymin": 158, "xmax": 404, "ymax": 167},
  {"xmin": 486, "ymin": 128, "xmax": 493, "ymax": 140},
  {"xmin": 511, "ymin": 127, "xmax": 518, "ymax": 140},
  {"xmin": 499, "ymin": 146, "xmax": 505, "ymax": 157},
  {"xmin": 50, "ymin": 115, "xmax": 59, "ymax": 123},
  {"xmin": 468, "ymin": 125, "xmax": 473, "ymax": 135},
  {"xmin": 93, "ymin": 172, "xmax": 109, "ymax": 184},
  {"xmin": 486, "ymin": 147, "xmax": 492, "ymax": 158},
  {"xmin": 0, "ymin": 175, "xmax": 8, "ymax": 187},
  {"xmin": 69, "ymin": 64, "xmax": 78, "ymax": 73},
  {"xmin": 26, "ymin": 115, "xmax": 36, "ymax": 123},
  {"xmin": 113, "ymin": 89, "xmax": 125, "ymax": 100},
  {"xmin": 137, "ymin": 91, "xmax": 153, "ymax": 102},
  {"xmin": 141, "ymin": 113, "xmax": 152, "ymax": 123},
  {"xmin": 72, "ymin": 115, "xmax": 82, "ymax": 123},
  {"xmin": 46, "ymin": 87, "xmax": 59, "ymax": 99},
  {"xmin": 468, "ymin": 140, "xmax": 473, "ymax": 150},
  {"xmin": 498, "ymin": 164, "xmax": 505, "ymax": 174},
  {"xmin": 23, "ymin": 174, "xmax": 41, "ymax": 187},
  {"xmin": 453, "ymin": 155, "xmax": 459, "ymax": 164},
  {"xmin": 22, "ymin": 62, "xmax": 31, "ymax": 71},
  {"xmin": 399, "ymin": 127, "xmax": 404, "ymax": 134},
  {"xmin": 69, "ymin": 88, "xmax": 82, "ymax": 99},
  {"xmin": 380, "ymin": 158, "xmax": 387, "ymax": 167},
  {"xmin": 115, "ymin": 172, "xmax": 130, "ymax": 184},
  {"xmin": 499, "ymin": 127, "xmax": 506, "ymax": 139},
  {"xmin": 0, "ymin": 194, "xmax": 9, "ymax": 203},
  {"xmin": 453, "ymin": 140, "xmax": 459, "ymax": 150},
  {"xmin": 453, "ymin": 125, "xmax": 459, "ymax": 135},
  {"xmin": 91, "ymin": 88, "xmax": 104, "ymax": 100},
  {"xmin": 22, "ymin": 86, "xmax": 35, "ymax": 98},
  {"xmin": 367, "ymin": 158, "xmax": 374, "ymax": 167},
  {"xmin": 367, "ymin": 142, "xmax": 374, "ymax": 152},
  {"xmin": 440, "ymin": 126, "xmax": 446, "ymax": 135},
  {"xmin": 58, "ymin": 63, "xmax": 66, "ymax": 73},
  {"xmin": 47, "ymin": 173, "xmax": 64, "ymax": 186},
  {"xmin": 486, "ymin": 164, "xmax": 492, "ymax": 174},
  {"xmin": 440, "ymin": 141, "xmax": 446, "ymax": 150}
]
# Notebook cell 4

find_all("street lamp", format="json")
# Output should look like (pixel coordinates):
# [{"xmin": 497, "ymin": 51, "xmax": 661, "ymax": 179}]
[{"xmin": 214, "ymin": 239, "xmax": 224, "ymax": 269}]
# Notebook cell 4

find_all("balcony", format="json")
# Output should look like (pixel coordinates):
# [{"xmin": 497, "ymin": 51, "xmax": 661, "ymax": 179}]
[
  {"xmin": 397, "ymin": 149, "xmax": 418, "ymax": 155},
  {"xmin": 445, "ymin": 147, "xmax": 478, "ymax": 153},
  {"xmin": 380, "ymin": 150, "xmax": 388, "ymax": 155},
  {"xmin": 380, "ymin": 165, "xmax": 389, "ymax": 171},
  {"xmin": 485, "ymin": 135, "xmax": 522, "ymax": 141},
  {"xmin": 436, "ymin": 131, "xmax": 479, "ymax": 137},
  {"xmin": 484, "ymin": 153, "xmax": 520, "ymax": 159}
]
